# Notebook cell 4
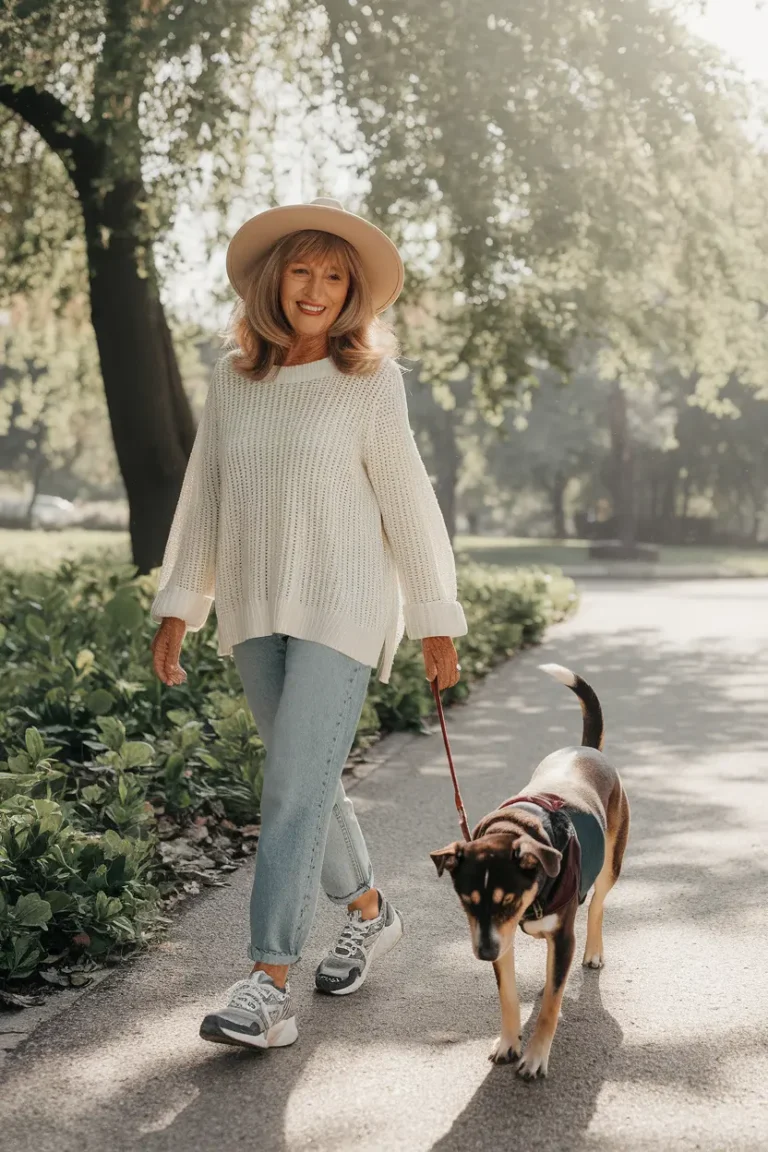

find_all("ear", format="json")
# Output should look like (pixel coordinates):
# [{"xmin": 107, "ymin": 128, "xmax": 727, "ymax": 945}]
[
  {"xmin": 430, "ymin": 842, "xmax": 464, "ymax": 877},
  {"xmin": 513, "ymin": 834, "xmax": 562, "ymax": 878}
]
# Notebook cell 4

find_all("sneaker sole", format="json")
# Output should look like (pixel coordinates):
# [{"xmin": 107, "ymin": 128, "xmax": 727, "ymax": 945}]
[
  {"xmin": 317, "ymin": 910, "xmax": 404, "ymax": 997},
  {"xmin": 199, "ymin": 1013, "xmax": 298, "ymax": 1050}
]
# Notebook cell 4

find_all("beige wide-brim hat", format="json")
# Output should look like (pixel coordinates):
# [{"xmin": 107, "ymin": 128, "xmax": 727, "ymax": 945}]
[{"xmin": 225, "ymin": 197, "xmax": 404, "ymax": 313}]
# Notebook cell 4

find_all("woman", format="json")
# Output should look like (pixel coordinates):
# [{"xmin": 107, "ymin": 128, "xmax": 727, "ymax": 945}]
[{"xmin": 150, "ymin": 197, "xmax": 467, "ymax": 1050}]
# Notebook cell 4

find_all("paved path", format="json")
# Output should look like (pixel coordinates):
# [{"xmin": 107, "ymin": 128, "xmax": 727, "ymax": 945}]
[{"xmin": 2, "ymin": 580, "xmax": 767, "ymax": 1152}]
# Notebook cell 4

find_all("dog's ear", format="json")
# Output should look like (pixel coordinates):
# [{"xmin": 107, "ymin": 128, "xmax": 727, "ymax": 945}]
[
  {"xmin": 430, "ymin": 842, "xmax": 464, "ymax": 877},
  {"xmin": 512, "ymin": 834, "xmax": 562, "ymax": 878}
]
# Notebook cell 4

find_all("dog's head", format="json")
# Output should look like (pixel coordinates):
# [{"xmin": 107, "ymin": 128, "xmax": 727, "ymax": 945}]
[{"xmin": 430, "ymin": 828, "xmax": 562, "ymax": 962}]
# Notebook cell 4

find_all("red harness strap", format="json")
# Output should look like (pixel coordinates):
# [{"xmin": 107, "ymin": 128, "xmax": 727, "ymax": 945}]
[
  {"xmin": 499, "ymin": 792, "xmax": 581, "ymax": 920},
  {"xmin": 500, "ymin": 791, "xmax": 567, "ymax": 812}
]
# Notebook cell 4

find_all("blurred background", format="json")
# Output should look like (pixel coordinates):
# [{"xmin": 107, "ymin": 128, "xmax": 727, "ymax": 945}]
[{"xmin": 2, "ymin": 0, "xmax": 768, "ymax": 577}]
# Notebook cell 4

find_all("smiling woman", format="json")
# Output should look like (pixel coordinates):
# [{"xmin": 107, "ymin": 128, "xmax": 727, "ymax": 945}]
[
  {"xmin": 228, "ymin": 227, "xmax": 398, "ymax": 380},
  {"xmin": 150, "ymin": 197, "xmax": 467, "ymax": 1054}
]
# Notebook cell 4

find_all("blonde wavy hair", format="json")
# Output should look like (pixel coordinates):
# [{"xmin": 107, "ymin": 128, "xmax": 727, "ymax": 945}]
[{"xmin": 226, "ymin": 229, "xmax": 399, "ymax": 380}]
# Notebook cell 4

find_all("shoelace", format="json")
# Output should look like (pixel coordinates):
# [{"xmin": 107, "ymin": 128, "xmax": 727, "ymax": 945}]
[
  {"xmin": 227, "ymin": 976, "xmax": 287, "ymax": 1015},
  {"xmin": 332, "ymin": 914, "xmax": 378, "ymax": 958}
]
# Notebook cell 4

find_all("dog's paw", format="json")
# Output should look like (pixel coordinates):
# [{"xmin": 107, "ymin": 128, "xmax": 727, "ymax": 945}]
[
  {"xmin": 582, "ymin": 951, "xmax": 604, "ymax": 970},
  {"xmin": 489, "ymin": 1035, "xmax": 522, "ymax": 1065},
  {"xmin": 516, "ymin": 1041, "xmax": 550, "ymax": 1080}
]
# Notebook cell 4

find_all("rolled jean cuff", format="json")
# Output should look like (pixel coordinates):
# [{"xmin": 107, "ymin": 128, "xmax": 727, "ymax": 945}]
[
  {"xmin": 324, "ymin": 869, "xmax": 374, "ymax": 908},
  {"xmin": 248, "ymin": 944, "xmax": 301, "ymax": 965}
]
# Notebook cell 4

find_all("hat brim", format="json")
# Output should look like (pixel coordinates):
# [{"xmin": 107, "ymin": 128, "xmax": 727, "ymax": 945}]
[{"xmin": 226, "ymin": 204, "xmax": 404, "ymax": 313}]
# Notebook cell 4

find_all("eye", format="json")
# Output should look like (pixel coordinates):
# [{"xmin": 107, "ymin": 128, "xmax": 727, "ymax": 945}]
[
  {"xmin": 291, "ymin": 265, "xmax": 309, "ymax": 275},
  {"xmin": 502, "ymin": 893, "xmax": 516, "ymax": 906}
]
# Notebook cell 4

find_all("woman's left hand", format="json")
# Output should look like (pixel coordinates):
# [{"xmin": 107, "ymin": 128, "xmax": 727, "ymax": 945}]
[{"xmin": 422, "ymin": 636, "xmax": 461, "ymax": 691}]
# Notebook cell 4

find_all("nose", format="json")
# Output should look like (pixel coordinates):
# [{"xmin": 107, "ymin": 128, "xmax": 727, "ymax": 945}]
[
  {"xmin": 307, "ymin": 269, "xmax": 325, "ymax": 299},
  {"xmin": 476, "ymin": 941, "xmax": 499, "ymax": 962}
]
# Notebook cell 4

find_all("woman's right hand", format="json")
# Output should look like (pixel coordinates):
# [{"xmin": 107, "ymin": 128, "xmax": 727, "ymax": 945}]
[{"xmin": 151, "ymin": 616, "xmax": 188, "ymax": 686}]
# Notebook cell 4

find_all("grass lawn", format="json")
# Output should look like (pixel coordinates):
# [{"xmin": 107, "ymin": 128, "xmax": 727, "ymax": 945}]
[
  {"xmin": 2, "ymin": 528, "xmax": 768, "ymax": 576},
  {"xmin": 455, "ymin": 535, "xmax": 768, "ymax": 576},
  {"xmin": 0, "ymin": 528, "xmax": 132, "ymax": 570}
]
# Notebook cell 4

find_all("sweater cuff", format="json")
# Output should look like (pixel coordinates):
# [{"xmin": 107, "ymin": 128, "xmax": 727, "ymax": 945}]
[
  {"xmin": 403, "ymin": 600, "xmax": 468, "ymax": 640},
  {"xmin": 150, "ymin": 585, "xmax": 214, "ymax": 632}
]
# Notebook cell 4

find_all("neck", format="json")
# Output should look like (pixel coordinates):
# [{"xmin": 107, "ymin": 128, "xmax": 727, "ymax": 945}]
[{"xmin": 282, "ymin": 334, "xmax": 330, "ymax": 367}]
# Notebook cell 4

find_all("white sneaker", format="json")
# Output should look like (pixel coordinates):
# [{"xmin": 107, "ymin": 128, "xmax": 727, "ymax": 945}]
[
  {"xmin": 199, "ymin": 971, "xmax": 297, "ymax": 1049},
  {"xmin": 315, "ymin": 893, "xmax": 404, "ymax": 996}
]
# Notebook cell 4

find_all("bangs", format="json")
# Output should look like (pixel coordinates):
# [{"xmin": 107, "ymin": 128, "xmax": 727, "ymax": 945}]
[{"xmin": 282, "ymin": 229, "xmax": 355, "ymax": 276}]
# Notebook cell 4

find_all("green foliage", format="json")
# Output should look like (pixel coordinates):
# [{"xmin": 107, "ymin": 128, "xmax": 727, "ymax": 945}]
[
  {"xmin": 325, "ymin": 0, "xmax": 768, "ymax": 410},
  {"xmin": 0, "ymin": 796, "xmax": 158, "ymax": 981},
  {"xmin": 0, "ymin": 552, "xmax": 576, "ymax": 989},
  {"xmin": 0, "ymin": 0, "xmax": 317, "ymax": 299}
]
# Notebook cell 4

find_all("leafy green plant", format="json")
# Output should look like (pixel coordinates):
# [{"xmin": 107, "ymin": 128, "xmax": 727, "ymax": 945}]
[{"xmin": 0, "ymin": 553, "xmax": 577, "ymax": 989}]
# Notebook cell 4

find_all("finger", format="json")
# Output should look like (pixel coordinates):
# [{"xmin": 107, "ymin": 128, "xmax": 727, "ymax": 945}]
[{"xmin": 153, "ymin": 648, "xmax": 166, "ymax": 682}]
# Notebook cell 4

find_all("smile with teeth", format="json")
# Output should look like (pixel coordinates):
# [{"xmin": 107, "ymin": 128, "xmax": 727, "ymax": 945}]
[{"xmin": 297, "ymin": 301, "xmax": 325, "ymax": 314}]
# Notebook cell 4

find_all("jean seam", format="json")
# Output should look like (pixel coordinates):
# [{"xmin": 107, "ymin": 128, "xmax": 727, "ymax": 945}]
[
  {"xmin": 291, "ymin": 664, "xmax": 363, "ymax": 954},
  {"xmin": 331, "ymin": 802, "xmax": 368, "ymax": 892}
]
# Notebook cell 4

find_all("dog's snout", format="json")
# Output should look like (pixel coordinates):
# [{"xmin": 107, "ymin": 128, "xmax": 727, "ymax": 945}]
[
  {"xmin": 476, "ymin": 944, "xmax": 502, "ymax": 963},
  {"xmin": 476, "ymin": 941, "xmax": 500, "ymax": 962}
]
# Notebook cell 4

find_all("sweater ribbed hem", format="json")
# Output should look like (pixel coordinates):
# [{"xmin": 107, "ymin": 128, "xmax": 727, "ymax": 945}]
[
  {"xmin": 150, "ymin": 585, "xmax": 213, "ymax": 631},
  {"xmin": 217, "ymin": 599, "xmax": 386, "ymax": 676},
  {"xmin": 404, "ymin": 600, "xmax": 468, "ymax": 640}
]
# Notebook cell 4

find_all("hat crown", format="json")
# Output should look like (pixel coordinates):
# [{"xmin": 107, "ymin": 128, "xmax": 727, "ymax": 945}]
[{"xmin": 311, "ymin": 196, "xmax": 344, "ymax": 211}]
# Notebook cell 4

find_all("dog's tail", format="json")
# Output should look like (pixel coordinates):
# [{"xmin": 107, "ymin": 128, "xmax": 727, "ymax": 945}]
[{"xmin": 539, "ymin": 664, "xmax": 604, "ymax": 750}]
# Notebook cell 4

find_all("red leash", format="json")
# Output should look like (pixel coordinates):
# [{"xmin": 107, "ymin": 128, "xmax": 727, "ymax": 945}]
[{"xmin": 430, "ymin": 677, "xmax": 472, "ymax": 842}]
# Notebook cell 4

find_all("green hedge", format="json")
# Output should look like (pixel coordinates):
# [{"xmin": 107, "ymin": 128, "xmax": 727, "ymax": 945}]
[{"xmin": 0, "ymin": 555, "xmax": 577, "ymax": 998}]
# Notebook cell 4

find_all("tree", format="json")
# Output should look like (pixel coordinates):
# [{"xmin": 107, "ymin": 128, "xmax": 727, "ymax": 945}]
[
  {"xmin": 0, "ymin": 292, "xmax": 103, "ymax": 519},
  {"xmin": 313, "ymin": 0, "xmax": 768, "ymax": 555},
  {"xmin": 0, "ymin": 0, "xmax": 317, "ymax": 571}
]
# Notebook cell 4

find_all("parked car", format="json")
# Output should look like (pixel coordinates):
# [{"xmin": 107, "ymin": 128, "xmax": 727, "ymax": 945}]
[{"xmin": 0, "ymin": 494, "xmax": 80, "ymax": 530}]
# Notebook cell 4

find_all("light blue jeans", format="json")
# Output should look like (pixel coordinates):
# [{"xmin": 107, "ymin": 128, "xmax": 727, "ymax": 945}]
[{"xmin": 233, "ymin": 633, "xmax": 375, "ymax": 965}]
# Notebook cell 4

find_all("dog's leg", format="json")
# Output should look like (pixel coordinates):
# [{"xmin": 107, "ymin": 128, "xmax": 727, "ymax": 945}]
[
  {"xmin": 583, "ymin": 787, "xmax": 630, "ymax": 969},
  {"xmin": 517, "ymin": 919, "xmax": 575, "ymax": 1080},
  {"xmin": 489, "ymin": 942, "xmax": 522, "ymax": 1064}
]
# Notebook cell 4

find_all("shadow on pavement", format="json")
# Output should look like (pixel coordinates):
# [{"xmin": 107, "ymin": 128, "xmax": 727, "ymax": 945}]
[
  {"xmin": 432, "ymin": 975, "xmax": 623, "ymax": 1152},
  {"xmin": 3, "ymin": 584, "xmax": 767, "ymax": 1152}
]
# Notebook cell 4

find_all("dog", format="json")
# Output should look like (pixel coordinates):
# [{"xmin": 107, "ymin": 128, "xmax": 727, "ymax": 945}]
[{"xmin": 430, "ymin": 664, "xmax": 629, "ymax": 1080}]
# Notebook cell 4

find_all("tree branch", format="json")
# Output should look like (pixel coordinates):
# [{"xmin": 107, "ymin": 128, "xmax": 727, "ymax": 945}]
[{"xmin": 0, "ymin": 82, "xmax": 99, "ymax": 172}]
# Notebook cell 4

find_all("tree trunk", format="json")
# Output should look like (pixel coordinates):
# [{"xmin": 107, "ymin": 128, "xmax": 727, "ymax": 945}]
[
  {"xmin": 409, "ymin": 369, "xmax": 467, "ymax": 544},
  {"xmin": 550, "ymin": 471, "xmax": 567, "ymax": 538},
  {"xmin": 608, "ymin": 381, "xmax": 635, "ymax": 548},
  {"xmin": 80, "ymin": 178, "xmax": 196, "ymax": 575},
  {"xmin": 660, "ymin": 460, "xmax": 678, "ymax": 534},
  {"xmin": 432, "ymin": 410, "xmax": 459, "ymax": 542},
  {"xmin": 24, "ymin": 426, "xmax": 47, "ymax": 528},
  {"xmin": 0, "ymin": 84, "xmax": 196, "ymax": 577}
]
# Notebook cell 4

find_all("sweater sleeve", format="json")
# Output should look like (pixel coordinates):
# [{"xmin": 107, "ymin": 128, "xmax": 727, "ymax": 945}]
[
  {"xmin": 363, "ymin": 361, "xmax": 468, "ymax": 641},
  {"xmin": 150, "ymin": 360, "xmax": 221, "ymax": 632}
]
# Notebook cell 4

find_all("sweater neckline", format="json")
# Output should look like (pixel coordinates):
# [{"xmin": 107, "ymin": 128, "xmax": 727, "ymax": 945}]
[{"xmin": 272, "ymin": 357, "xmax": 338, "ymax": 383}]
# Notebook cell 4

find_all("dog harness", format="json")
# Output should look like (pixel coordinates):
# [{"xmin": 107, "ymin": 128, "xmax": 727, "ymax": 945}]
[{"xmin": 496, "ymin": 793, "xmax": 605, "ymax": 922}]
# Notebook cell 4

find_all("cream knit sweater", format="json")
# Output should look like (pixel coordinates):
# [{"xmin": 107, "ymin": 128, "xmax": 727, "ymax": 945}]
[{"xmin": 150, "ymin": 351, "xmax": 467, "ymax": 683}]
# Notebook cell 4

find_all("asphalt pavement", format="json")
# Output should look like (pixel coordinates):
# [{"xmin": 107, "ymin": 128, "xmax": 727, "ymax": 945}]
[{"xmin": 1, "ymin": 579, "xmax": 767, "ymax": 1152}]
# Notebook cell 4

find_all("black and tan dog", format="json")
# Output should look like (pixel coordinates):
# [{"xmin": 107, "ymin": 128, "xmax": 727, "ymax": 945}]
[{"xmin": 431, "ymin": 664, "xmax": 629, "ymax": 1080}]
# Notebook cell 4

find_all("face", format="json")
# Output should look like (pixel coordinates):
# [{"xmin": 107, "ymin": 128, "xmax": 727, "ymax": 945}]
[
  {"xmin": 279, "ymin": 252, "xmax": 350, "ymax": 338},
  {"xmin": 431, "ymin": 835, "xmax": 546, "ymax": 962}
]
